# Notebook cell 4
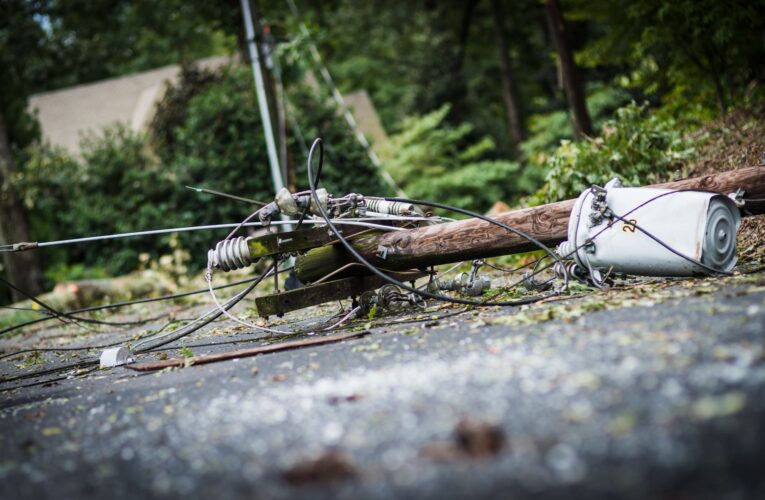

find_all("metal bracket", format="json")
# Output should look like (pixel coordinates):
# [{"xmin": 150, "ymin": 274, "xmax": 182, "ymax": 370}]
[
  {"xmin": 247, "ymin": 225, "xmax": 369, "ymax": 260},
  {"xmin": 255, "ymin": 271, "xmax": 426, "ymax": 317}
]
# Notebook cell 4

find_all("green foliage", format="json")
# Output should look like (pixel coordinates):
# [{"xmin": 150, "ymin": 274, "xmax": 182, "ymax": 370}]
[
  {"xmin": 531, "ymin": 103, "xmax": 696, "ymax": 204},
  {"xmin": 16, "ymin": 351, "xmax": 43, "ymax": 369},
  {"xmin": 287, "ymin": 85, "xmax": 386, "ymax": 196},
  {"xmin": 44, "ymin": 263, "xmax": 111, "ymax": 284},
  {"xmin": 0, "ymin": 0, "xmax": 44, "ymax": 151},
  {"xmin": 15, "ymin": 62, "xmax": 387, "ymax": 281},
  {"xmin": 521, "ymin": 85, "xmax": 632, "ymax": 165},
  {"xmin": 572, "ymin": 0, "xmax": 765, "ymax": 114},
  {"xmin": 150, "ymin": 64, "xmax": 222, "ymax": 154},
  {"xmin": 385, "ymin": 105, "xmax": 532, "ymax": 211},
  {"xmin": 367, "ymin": 303, "xmax": 377, "ymax": 321},
  {"xmin": 24, "ymin": 0, "xmax": 237, "ymax": 92},
  {"xmin": 18, "ymin": 126, "xmax": 173, "ymax": 276}
]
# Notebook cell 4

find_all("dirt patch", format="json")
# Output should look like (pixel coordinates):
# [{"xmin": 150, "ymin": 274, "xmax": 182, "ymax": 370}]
[
  {"xmin": 738, "ymin": 215, "xmax": 765, "ymax": 263},
  {"xmin": 685, "ymin": 105, "xmax": 765, "ymax": 261},
  {"xmin": 687, "ymin": 105, "xmax": 765, "ymax": 177}
]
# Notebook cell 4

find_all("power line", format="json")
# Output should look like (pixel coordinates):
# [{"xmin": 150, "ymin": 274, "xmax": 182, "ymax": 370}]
[{"xmin": 0, "ymin": 217, "xmax": 441, "ymax": 252}]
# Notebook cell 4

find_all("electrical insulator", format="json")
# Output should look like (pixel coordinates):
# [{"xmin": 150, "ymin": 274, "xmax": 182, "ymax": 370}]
[
  {"xmin": 365, "ymin": 199, "xmax": 421, "ymax": 217},
  {"xmin": 208, "ymin": 237, "xmax": 254, "ymax": 272}
]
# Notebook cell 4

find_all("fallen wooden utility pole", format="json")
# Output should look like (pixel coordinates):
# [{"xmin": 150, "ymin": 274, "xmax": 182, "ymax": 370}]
[{"xmin": 295, "ymin": 166, "xmax": 765, "ymax": 282}]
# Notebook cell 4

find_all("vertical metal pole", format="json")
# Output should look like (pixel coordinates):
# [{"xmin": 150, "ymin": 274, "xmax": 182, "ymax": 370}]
[
  {"xmin": 240, "ymin": 0, "xmax": 287, "ymax": 202},
  {"xmin": 241, "ymin": 0, "xmax": 296, "ymax": 286}
]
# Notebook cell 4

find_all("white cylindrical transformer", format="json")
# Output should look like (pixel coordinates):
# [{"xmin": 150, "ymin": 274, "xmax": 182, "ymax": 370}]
[{"xmin": 557, "ymin": 179, "xmax": 741, "ymax": 277}]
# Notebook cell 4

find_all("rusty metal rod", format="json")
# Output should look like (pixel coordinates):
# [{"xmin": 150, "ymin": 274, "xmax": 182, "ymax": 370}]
[{"xmin": 127, "ymin": 330, "xmax": 370, "ymax": 371}]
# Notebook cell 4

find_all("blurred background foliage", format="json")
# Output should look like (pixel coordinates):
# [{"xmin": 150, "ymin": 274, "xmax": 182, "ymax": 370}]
[
  {"xmin": 1, "ymin": 0, "xmax": 765, "ymax": 301},
  {"xmin": 15, "ymin": 64, "xmax": 382, "ymax": 279}
]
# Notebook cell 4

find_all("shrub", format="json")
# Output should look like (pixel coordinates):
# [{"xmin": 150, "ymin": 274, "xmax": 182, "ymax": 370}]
[
  {"xmin": 15, "ymin": 62, "xmax": 389, "ymax": 281},
  {"xmin": 18, "ymin": 127, "xmax": 174, "ymax": 277},
  {"xmin": 530, "ymin": 102, "xmax": 696, "ymax": 205},
  {"xmin": 521, "ymin": 85, "xmax": 632, "ymax": 166},
  {"xmin": 384, "ymin": 104, "xmax": 534, "ymax": 212}
]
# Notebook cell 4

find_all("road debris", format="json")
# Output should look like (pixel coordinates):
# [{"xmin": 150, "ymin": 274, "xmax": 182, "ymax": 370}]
[
  {"xmin": 126, "ymin": 330, "xmax": 370, "ymax": 371},
  {"xmin": 422, "ymin": 419, "xmax": 506, "ymax": 461},
  {"xmin": 99, "ymin": 347, "xmax": 134, "ymax": 368},
  {"xmin": 282, "ymin": 450, "xmax": 358, "ymax": 485}
]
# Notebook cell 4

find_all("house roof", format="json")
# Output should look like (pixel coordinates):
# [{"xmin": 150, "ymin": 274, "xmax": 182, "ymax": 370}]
[
  {"xmin": 28, "ymin": 56, "xmax": 230, "ymax": 154},
  {"xmin": 28, "ymin": 56, "xmax": 388, "ymax": 156}
]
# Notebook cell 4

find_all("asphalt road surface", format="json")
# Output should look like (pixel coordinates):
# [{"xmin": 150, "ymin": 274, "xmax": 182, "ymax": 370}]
[{"xmin": 1, "ymin": 273, "xmax": 765, "ymax": 499}]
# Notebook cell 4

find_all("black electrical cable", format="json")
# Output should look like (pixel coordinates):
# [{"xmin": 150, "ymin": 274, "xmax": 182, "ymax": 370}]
[
  {"xmin": 0, "ymin": 258, "xmax": 277, "ymax": 387},
  {"xmin": 0, "ymin": 272, "xmax": 288, "ymax": 338},
  {"xmin": 133, "ymin": 265, "xmax": 273, "ymax": 352},
  {"xmin": 0, "ymin": 268, "xmax": 274, "ymax": 387},
  {"xmin": 0, "ymin": 276, "xmax": 96, "ymax": 332},
  {"xmin": 141, "ymin": 303, "xmax": 365, "ymax": 354},
  {"xmin": 0, "ymin": 358, "xmax": 99, "ymax": 386},
  {"xmin": 305, "ymin": 137, "xmax": 567, "ymax": 307},
  {"xmin": 0, "ymin": 317, "xmax": 196, "ymax": 361},
  {"xmin": 225, "ymin": 206, "xmax": 264, "ymax": 240},
  {"xmin": 1, "ymin": 366, "xmax": 99, "ymax": 392},
  {"xmin": 482, "ymin": 257, "xmax": 539, "ymax": 274}
]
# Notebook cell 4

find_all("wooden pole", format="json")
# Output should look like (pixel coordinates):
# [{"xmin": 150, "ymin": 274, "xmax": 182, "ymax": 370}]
[{"xmin": 295, "ymin": 166, "xmax": 765, "ymax": 282}]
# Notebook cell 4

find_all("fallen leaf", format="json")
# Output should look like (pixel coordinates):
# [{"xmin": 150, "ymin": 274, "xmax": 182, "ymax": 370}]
[
  {"xmin": 42, "ymin": 427, "xmax": 62, "ymax": 437},
  {"xmin": 23, "ymin": 411, "xmax": 46, "ymax": 422},
  {"xmin": 283, "ymin": 451, "xmax": 358, "ymax": 485}
]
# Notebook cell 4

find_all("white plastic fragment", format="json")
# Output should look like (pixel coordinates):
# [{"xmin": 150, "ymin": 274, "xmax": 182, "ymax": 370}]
[{"xmin": 100, "ymin": 347, "xmax": 135, "ymax": 368}]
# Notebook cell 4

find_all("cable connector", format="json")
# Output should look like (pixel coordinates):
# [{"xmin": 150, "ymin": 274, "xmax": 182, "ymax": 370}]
[
  {"xmin": 275, "ymin": 187, "xmax": 300, "ymax": 215},
  {"xmin": 309, "ymin": 188, "xmax": 329, "ymax": 215},
  {"xmin": 729, "ymin": 188, "xmax": 746, "ymax": 208},
  {"xmin": 0, "ymin": 242, "xmax": 39, "ymax": 252}
]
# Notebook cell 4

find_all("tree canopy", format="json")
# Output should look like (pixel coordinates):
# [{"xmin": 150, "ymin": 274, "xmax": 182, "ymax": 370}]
[{"xmin": 1, "ymin": 0, "xmax": 764, "ymax": 300}]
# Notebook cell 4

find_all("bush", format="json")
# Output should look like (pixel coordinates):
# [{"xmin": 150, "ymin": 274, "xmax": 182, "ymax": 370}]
[
  {"xmin": 384, "ymin": 104, "xmax": 534, "ymax": 212},
  {"xmin": 15, "ymin": 62, "xmax": 388, "ymax": 281},
  {"xmin": 18, "ymin": 127, "xmax": 174, "ymax": 277},
  {"xmin": 530, "ymin": 102, "xmax": 696, "ymax": 205},
  {"xmin": 521, "ymin": 85, "xmax": 632, "ymax": 166}
]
